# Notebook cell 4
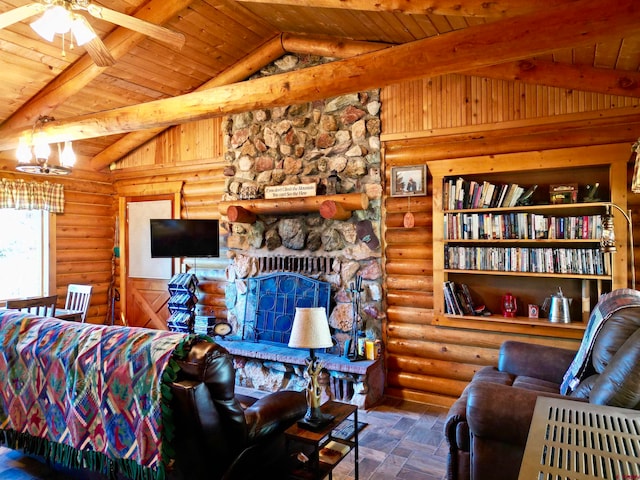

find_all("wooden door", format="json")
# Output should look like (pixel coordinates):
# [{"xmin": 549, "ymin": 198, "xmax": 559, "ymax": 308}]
[
  {"xmin": 117, "ymin": 183, "xmax": 182, "ymax": 329},
  {"xmin": 126, "ymin": 277, "xmax": 170, "ymax": 330},
  {"xmin": 126, "ymin": 198, "xmax": 174, "ymax": 330}
]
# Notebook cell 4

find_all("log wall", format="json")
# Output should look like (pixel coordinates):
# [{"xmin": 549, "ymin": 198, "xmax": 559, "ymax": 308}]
[
  {"xmin": 0, "ymin": 167, "xmax": 116, "ymax": 325},
  {"xmin": 380, "ymin": 74, "xmax": 640, "ymax": 406},
  {"xmin": 110, "ymin": 72, "xmax": 640, "ymax": 408},
  {"xmin": 111, "ymin": 117, "xmax": 229, "ymax": 325}
]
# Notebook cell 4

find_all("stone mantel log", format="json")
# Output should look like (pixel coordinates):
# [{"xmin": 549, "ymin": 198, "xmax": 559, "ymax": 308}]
[{"xmin": 219, "ymin": 192, "xmax": 369, "ymax": 220}]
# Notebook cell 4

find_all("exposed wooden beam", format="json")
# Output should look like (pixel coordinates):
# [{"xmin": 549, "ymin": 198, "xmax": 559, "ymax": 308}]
[
  {"xmin": 282, "ymin": 33, "xmax": 640, "ymax": 98},
  {"xmin": 470, "ymin": 60, "xmax": 640, "ymax": 98},
  {"xmin": 281, "ymin": 33, "xmax": 390, "ymax": 58},
  {"xmin": 90, "ymin": 35, "xmax": 286, "ymax": 171},
  {"xmin": 0, "ymin": 0, "xmax": 637, "ymax": 151},
  {"xmin": 91, "ymin": 33, "xmax": 386, "ymax": 171},
  {"xmin": 236, "ymin": 0, "xmax": 577, "ymax": 18},
  {"xmin": 0, "ymin": 0, "xmax": 194, "ymax": 132}
]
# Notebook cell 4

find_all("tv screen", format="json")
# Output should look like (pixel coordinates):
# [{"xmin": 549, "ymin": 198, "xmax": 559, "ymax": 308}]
[{"xmin": 150, "ymin": 219, "xmax": 220, "ymax": 258}]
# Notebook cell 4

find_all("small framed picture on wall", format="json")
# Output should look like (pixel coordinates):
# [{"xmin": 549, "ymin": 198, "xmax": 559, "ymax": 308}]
[{"xmin": 391, "ymin": 165, "xmax": 427, "ymax": 197}]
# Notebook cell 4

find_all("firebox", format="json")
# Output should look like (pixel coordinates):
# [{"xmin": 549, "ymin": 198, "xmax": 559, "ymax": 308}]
[{"xmin": 242, "ymin": 272, "xmax": 331, "ymax": 348}]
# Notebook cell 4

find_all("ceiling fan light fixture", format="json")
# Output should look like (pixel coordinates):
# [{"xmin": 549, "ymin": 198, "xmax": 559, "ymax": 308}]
[
  {"xmin": 16, "ymin": 138, "xmax": 32, "ymax": 163},
  {"xmin": 60, "ymin": 141, "xmax": 76, "ymax": 167},
  {"xmin": 30, "ymin": 14, "xmax": 56, "ymax": 41},
  {"xmin": 70, "ymin": 15, "xmax": 96, "ymax": 46},
  {"xmin": 33, "ymin": 136, "xmax": 51, "ymax": 160},
  {"xmin": 49, "ymin": 5, "xmax": 73, "ymax": 34},
  {"xmin": 15, "ymin": 115, "xmax": 73, "ymax": 176},
  {"xmin": 30, "ymin": 4, "xmax": 73, "ymax": 40}
]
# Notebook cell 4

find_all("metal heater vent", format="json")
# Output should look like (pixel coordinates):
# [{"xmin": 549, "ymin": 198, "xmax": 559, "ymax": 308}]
[{"xmin": 519, "ymin": 397, "xmax": 640, "ymax": 480}]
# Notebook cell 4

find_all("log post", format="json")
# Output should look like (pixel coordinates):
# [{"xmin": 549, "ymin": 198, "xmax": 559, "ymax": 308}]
[
  {"xmin": 319, "ymin": 200, "xmax": 352, "ymax": 220},
  {"xmin": 226, "ymin": 205, "xmax": 257, "ymax": 224}
]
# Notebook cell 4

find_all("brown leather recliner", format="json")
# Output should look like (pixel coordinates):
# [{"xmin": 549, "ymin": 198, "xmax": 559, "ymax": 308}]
[
  {"xmin": 168, "ymin": 339, "xmax": 307, "ymax": 480},
  {"xmin": 444, "ymin": 289, "xmax": 640, "ymax": 480}
]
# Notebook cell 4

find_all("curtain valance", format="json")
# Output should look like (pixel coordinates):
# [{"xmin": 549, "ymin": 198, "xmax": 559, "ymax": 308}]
[{"xmin": 0, "ymin": 178, "xmax": 64, "ymax": 213}]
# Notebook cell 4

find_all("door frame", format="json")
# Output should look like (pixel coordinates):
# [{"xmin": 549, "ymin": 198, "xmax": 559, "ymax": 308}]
[{"xmin": 116, "ymin": 181, "xmax": 183, "ymax": 326}]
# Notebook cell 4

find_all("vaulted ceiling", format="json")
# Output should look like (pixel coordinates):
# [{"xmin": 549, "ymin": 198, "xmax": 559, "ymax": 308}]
[{"xmin": 0, "ymin": 0, "xmax": 639, "ymax": 172}]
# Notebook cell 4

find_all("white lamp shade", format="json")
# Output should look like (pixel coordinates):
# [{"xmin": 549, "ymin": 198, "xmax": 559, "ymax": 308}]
[
  {"xmin": 30, "ymin": 14, "xmax": 56, "ymax": 41},
  {"xmin": 16, "ymin": 138, "xmax": 32, "ymax": 163},
  {"xmin": 70, "ymin": 15, "xmax": 96, "ymax": 46},
  {"xmin": 33, "ymin": 137, "xmax": 50, "ymax": 160},
  {"xmin": 288, "ymin": 307, "xmax": 333, "ymax": 349},
  {"xmin": 60, "ymin": 141, "xmax": 76, "ymax": 167},
  {"xmin": 31, "ymin": 5, "xmax": 72, "ymax": 40}
]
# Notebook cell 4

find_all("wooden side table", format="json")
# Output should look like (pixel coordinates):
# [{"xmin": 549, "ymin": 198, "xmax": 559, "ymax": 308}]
[{"xmin": 285, "ymin": 400, "xmax": 360, "ymax": 480}]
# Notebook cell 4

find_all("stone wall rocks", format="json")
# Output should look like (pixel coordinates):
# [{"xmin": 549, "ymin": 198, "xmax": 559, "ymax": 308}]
[{"xmin": 220, "ymin": 54, "xmax": 385, "ymax": 400}]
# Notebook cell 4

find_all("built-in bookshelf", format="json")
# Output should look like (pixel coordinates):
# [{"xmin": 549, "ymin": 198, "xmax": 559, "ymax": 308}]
[{"xmin": 428, "ymin": 144, "xmax": 629, "ymax": 338}]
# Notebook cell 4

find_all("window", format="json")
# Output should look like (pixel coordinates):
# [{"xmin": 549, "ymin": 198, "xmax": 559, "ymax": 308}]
[{"xmin": 0, "ymin": 209, "xmax": 50, "ymax": 300}]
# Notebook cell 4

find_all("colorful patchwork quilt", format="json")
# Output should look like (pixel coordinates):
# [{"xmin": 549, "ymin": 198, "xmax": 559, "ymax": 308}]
[{"xmin": 0, "ymin": 310, "xmax": 192, "ymax": 480}]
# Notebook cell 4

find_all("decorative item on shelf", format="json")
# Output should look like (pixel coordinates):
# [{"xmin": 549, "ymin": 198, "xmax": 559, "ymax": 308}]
[
  {"xmin": 582, "ymin": 182, "xmax": 601, "ymax": 202},
  {"xmin": 288, "ymin": 307, "xmax": 335, "ymax": 431},
  {"xmin": 546, "ymin": 287, "xmax": 572, "ymax": 323},
  {"xmin": 549, "ymin": 183, "xmax": 578, "ymax": 204},
  {"xmin": 528, "ymin": 304, "xmax": 539, "ymax": 319},
  {"xmin": 515, "ymin": 184, "xmax": 537, "ymax": 206},
  {"xmin": 364, "ymin": 339, "xmax": 381, "ymax": 360},
  {"xmin": 501, "ymin": 292, "xmax": 517, "ymax": 318},
  {"xmin": 15, "ymin": 115, "xmax": 75, "ymax": 175},
  {"xmin": 600, "ymin": 203, "xmax": 636, "ymax": 290}
]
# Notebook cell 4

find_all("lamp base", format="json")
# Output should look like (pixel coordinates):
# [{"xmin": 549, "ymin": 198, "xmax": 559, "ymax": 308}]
[{"xmin": 297, "ymin": 411, "xmax": 335, "ymax": 432}]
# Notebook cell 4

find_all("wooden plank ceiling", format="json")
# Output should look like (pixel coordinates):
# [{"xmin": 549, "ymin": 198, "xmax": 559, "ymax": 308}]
[{"xmin": 0, "ymin": 0, "xmax": 638, "ymax": 171}]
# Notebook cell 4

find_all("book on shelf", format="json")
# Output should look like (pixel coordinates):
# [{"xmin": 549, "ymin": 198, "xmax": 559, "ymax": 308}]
[
  {"xmin": 445, "ymin": 177, "xmax": 543, "ymax": 210},
  {"xmin": 455, "ymin": 177, "xmax": 465, "ymax": 209},
  {"xmin": 496, "ymin": 184, "xmax": 509, "ymax": 208},
  {"xmin": 319, "ymin": 440, "xmax": 350, "ymax": 465},
  {"xmin": 443, "ymin": 281, "xmax": 481, "ymax": 316},
  {"xmin": 443, "ymin": 281, "xmax": 462, "ymax": 315},
  {"xmin": 445, "ymin": 245, "xmax": 605, "ymax": 275},
  {"xmin": 483, "ymin": 183, "xmax": 496, "ymax": 208}
]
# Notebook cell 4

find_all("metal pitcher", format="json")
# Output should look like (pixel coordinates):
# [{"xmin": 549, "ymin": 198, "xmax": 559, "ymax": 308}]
[{"xmin": 548, "ymin": 287, "xmax": 572, "ymax": 323}]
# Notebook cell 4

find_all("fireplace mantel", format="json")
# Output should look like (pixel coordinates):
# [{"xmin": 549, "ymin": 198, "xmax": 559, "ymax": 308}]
[{"xmin": 218, "ymin": 339, "xmax": 384, "ymax": 409}]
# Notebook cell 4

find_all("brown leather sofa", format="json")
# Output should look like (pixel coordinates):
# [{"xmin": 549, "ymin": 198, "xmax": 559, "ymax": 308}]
[
  {"xmin": 444, "ymin": 290, "xmax": 640, "ymax": 480},
  {"xmin": 168, "ymin": 339, "xmax": 307, "ymax": 480}
]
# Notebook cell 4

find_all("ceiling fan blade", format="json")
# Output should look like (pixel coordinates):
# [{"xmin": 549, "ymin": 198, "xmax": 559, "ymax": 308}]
[
  {"xmin": 0, "ymin": 3, "xmax": 45, "ymax": 30},
  {"xmin": 83, "ymin": 35, "xmax": 115, "ymax": 67},
  {"xmin": 87, "ymin": 4, "xmax": 185, "ymax": 49}
]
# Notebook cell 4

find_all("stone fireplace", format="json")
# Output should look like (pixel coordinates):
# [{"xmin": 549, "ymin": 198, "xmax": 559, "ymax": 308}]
[{"xmin": 218, "ymin": 54, "xmax": 384, "ymax": 407}]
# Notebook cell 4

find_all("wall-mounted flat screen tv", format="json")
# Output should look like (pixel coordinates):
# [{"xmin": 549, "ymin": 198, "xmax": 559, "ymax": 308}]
[{"xmin": 150, "ymin": 219, "xmax": 220, "ymax": 258}]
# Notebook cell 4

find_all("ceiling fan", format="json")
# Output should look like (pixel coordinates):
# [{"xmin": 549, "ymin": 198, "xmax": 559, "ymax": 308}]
[{"xmin": 0, "ymin": 0, "xmax": 185, "ymax": 67}]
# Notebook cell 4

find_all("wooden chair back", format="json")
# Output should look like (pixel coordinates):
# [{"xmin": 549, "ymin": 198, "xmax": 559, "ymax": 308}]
[
  {"xmin": 65, "ymin": 284, "xmax": 93, "ymax": 322},
  {"xmin": 6, "ymin": 295, "xmax": 58, "ymax": 317}
]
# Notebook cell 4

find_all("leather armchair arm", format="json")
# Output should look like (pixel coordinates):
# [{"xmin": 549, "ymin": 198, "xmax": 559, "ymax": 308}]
[
  {"xmin": 244, "ymin": 390, "xmax": 306, "ymax": 441},
  {"xmin": 466, "ymin": 382, "xmax": 585, "ymax": 446},
  {"xmin": 499, "ymin": 341, "xmax": 576, "ymax": 384},
  {"xmin": 444, "ymin": 395, "xmax": 469, "ymax": 452}
]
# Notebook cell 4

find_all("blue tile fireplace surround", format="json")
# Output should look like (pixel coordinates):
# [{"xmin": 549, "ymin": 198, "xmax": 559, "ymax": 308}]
[{"xmin": 218, "ymin": 272, "xmax": 384, "ymax": 408}]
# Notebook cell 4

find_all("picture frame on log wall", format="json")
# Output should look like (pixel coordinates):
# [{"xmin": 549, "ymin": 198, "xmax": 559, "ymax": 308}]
[{"xmin": 391, "ymin": 165, "xmax": 427, "ymax": 197}]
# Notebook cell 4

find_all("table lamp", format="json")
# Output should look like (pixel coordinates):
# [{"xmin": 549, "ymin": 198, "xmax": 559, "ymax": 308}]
[{"xmin": 288, "ymin": 307, "xmax": 335, "ymax": 430}]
